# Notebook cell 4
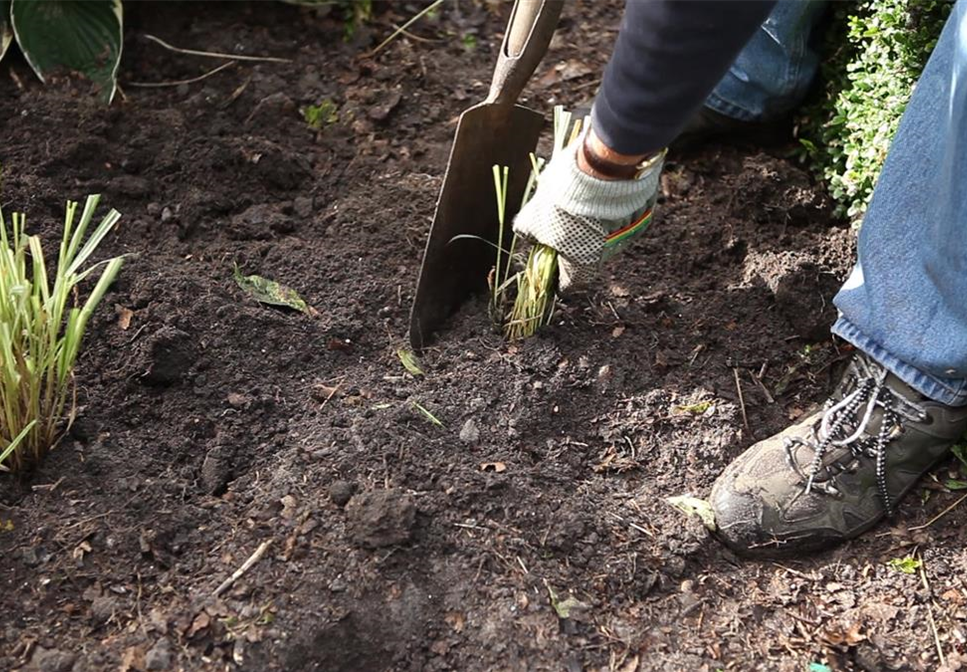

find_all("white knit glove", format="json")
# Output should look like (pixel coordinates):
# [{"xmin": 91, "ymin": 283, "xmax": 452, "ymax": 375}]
[{"xmin": 513, "ymin": 134, "xmax": 664, "ymax": 289}]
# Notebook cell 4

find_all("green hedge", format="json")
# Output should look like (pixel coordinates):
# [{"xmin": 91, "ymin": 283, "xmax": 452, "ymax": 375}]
[{"xmin": 798, "ymin": 0, "xmax": 951, "ymax": 220}]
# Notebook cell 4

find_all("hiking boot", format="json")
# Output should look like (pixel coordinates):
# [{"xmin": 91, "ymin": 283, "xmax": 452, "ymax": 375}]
[
  {"xmin": 671, "ymin": 106, "xmax": 792, "ymax": 150},
  {"xmin": 709, "ymin": 353, "xmax": 967, "ymax": 556},
  {"xmin": 570, "ymin": 99, "xmax": 791, "ymax": 150}
]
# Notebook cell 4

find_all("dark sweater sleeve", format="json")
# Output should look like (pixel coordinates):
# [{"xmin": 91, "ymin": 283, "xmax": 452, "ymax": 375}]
[{"xmin": 591, "ymin": 0, "xmax": 777, "ymax": 155}]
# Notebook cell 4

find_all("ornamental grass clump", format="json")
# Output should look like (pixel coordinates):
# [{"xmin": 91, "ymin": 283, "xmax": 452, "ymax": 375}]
[
  {"xmin": 492, "ymin": 106, "xmax": 581, "ymax": 341},
  {"xmin": 0, "ymin": 195, "xmax": 124, "ymax": 473}
]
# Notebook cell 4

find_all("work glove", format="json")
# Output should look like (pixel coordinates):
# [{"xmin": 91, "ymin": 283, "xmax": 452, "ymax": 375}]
[{"xmin": 513, "ymin": 131, "xmax": 664, "ymax": 289}]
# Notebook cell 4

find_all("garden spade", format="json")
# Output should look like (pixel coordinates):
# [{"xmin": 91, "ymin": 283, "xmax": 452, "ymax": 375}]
[{"xmin": 409, "ymin": 0, "xmax": 563, "ymax": 350}]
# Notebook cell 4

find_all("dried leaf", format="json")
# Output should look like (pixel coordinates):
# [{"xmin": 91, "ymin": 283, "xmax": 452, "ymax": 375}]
[
  {"xmin": 618, "ymin": 655, "xmax": 640, "ymax": 672},
  {"xmin": 480, "ymin": 461, "xmax": 506, "ymax": 473},
  {"xmin": 545, "ymin": 583, "xmax": 588, "ymax": 620},
  {"xmin": 397, "ymin": 349, "xmax": 424, "ymax": 376},
  {"xmin": 444, "ymin": 611, "xmax": 465, "ymax": 633},
  {"xmin": 666, "ymin": 495, "xmax": 717, "ymax": 530},
  {"xmin": 327, "ymin": 338, "xmax": 352, "ymax": 351},
  {"xmin": 119, "ymin": 646, "xmax": 145, "ymax": 672},
  {"xmin": 233, "ymin": 263, "xmax": 311, "ymax": 313},
  {"xmin": 72, "ymin": 540, "xmax": 93, "ymax": 560},
  {"xmin": 116, "ymin": 304, "xmax": 133, "ymax": 330},
  {"xmin": 188, "ymin": 611, "xmax": 211, "ymax": 638}
]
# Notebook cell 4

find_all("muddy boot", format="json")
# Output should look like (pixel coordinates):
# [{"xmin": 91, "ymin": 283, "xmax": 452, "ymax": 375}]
[
  {"xmin": 569, "ymin": 99, "xmax": 790, "ymax": 149},
  {"xmin": 709, "ymin": 353, "xmax": 967, "ymax": 556},
  {"xmin": 670, "ymin": 106, "xmax": 792, "ymax": 150}
]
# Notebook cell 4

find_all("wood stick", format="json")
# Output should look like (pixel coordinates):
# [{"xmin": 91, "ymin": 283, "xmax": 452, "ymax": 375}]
[
  {"xmin": 127, "ymin": 61, "xmax": 236, "ymax": 88},
  {"xmin": 733, "ymin": 367, "xmax": 750, "ymax": 434},
  {"xmin": 363, "ymin": 0, "xmax": 445, "ymax": 59},
  {"xmin": 213, "ymin": 540, "xmax": 272, "ymax": 597},
  {"xmin": 144, "ymin": 34, "xmax": 291, "ymax": 63},
  {"xmin": 909, "ymin": 492, "xmax": 967, "ymax": 531}
]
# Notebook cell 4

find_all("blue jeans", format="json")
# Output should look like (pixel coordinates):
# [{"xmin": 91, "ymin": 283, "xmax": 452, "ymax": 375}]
[
  {"xmin": 832, "ymin": 0, "xmax": 967, "ymax": 407},
  {"xmin": 706, "ymin": 0, "xmax": 827, "ymax": 121}
]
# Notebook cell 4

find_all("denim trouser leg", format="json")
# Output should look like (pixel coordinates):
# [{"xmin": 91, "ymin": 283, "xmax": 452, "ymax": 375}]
[
  {"xmin": 706, "ymin": 0, "xmax": 827, "ymax": 122},
  {"xmin": 832, "ymin": 0, "xmax": 967, "ymax": 407}
]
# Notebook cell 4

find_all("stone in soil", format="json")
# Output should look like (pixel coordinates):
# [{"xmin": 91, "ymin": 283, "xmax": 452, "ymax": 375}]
[{"xmin": 145, "ymin": 637, "xmax": 174, "ymax": 671}]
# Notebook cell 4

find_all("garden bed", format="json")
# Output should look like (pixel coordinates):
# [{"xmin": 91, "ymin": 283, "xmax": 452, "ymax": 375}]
[{"xmin": 2, "ymin": 2, "xmax": 966, "ymax": 670}]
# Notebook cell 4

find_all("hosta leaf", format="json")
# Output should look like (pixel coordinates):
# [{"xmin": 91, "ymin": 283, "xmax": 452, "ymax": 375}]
[
  {"xmin": 0, "ymin": 1, "xmax": 11, "ymax": 62},
  {"xmin": 233, "ymin": 264, "xmax": 311, "ymax": 313},
  {"xmin": 11, "ymin": 0, "xmax": 122, "ymax": 103}
]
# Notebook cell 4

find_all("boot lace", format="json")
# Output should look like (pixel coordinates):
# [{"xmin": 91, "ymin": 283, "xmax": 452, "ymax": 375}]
[{"xmin": 784, "ymin": 355, "xmax": 928, "ymax": 514}]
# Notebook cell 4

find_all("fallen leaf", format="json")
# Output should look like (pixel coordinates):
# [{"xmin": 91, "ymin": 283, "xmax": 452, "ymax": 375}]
[
  {"xmin": 188, "ymin": 611, "xmax": 211, "ymax": 638},
  {"xmin": 72, "ymin": 540, "xmax": 93, "ymax": 561},
  {"xmin": 115, "ymin": 304, "xmax": 133, "ymax": 330},
  {"xmin": 480, "ymin": 461, "xmax": 506, "ymax": 473},
  {"xmin": 887, "ymin": 556, "xmax": 921, "ymax": 574},
  {"xmin": 666, "ymin": 495, "xmax": 717, "ymax": 530},
  {"xmin": 822, "ymin": 622, "xmax": 866, "ymax": 646},
  {"xmin": 327, "ymin": 338, "xmax": 352, "ymax": 351},
  {"xmin": 618, "ymin": 655, "xmax": 640, "ymax": 672},
  {"xmin": 444, "ymin": 611, "xmax": 465, "ymax": 633},
  {"xmin": 612, "ymin": 325, "xmax": 625, "ymax": 338},
  {"xmin": 233, "ymin": 263, "xmax": 312, "ymax": 313},
  {"xmin": 397, "ymin": 349, "xmax": 424, "ymax": 376},
  {"xmin": 546, "ymin": 583, "xmax": 588, "ymax": 620},
  {"xmin": 119, "ymin": 646, "xmax": 145, "ymax": 672}
]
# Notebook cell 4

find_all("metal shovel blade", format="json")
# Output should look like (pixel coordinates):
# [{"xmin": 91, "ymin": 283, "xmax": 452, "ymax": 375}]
[
  {"xmin": 408, "ymin": 102, "xmax": 542, "ymax": 350},
  {"xmin": 408, "ymin": 0, "xmax": 562, "ymax": 351}
]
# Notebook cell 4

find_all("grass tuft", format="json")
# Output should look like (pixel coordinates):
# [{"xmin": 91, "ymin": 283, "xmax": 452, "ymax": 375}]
[
  {"xmin": 0, "ymin": 194, "xmax": 124, "ymax": 473},
  {"xmin": 485, "ymin": 106, "xmax": 582, "ymax": 341}
]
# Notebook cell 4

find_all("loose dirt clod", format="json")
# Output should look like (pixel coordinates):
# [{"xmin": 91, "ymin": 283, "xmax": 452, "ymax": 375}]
[
  {"xmin": 139, "ymin": 327, "xmax": 195, "ymax": 386},
  {"xmin": 346, "ymin": 490, "xmax": 416, "ymax": 548},
  {"xmin": 329, "ymin": 480, "xmax": 355, "ymax": 507}
]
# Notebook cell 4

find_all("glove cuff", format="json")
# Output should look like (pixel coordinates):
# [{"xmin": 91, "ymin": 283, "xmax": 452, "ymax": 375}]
[{"xmin": 540, "ymin": 138, "xmax": 664, "ymax": 220}]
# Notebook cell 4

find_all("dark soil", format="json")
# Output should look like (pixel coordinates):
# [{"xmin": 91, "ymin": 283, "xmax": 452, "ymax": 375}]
[{"xmin": 2, "ymin": 2, "xmax": 966, "ymax": 671}]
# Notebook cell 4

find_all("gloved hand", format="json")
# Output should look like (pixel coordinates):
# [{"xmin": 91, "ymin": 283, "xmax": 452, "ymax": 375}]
[{"xmin": 513, "ymin": 129, "xmax": 664, "ymax": 289}]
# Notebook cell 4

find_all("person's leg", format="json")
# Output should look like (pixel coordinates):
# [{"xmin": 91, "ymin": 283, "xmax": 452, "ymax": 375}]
[
  {"xmin": 831, "ymin": 0, "xmax": 967, "ymax": 406},
  {"xmin": 708, "ymin": 0, "xmax": 967, "ymax": 557},
  {"xmin": 704, "ymin": 0, "xmax": 827, "ymax": 122}
]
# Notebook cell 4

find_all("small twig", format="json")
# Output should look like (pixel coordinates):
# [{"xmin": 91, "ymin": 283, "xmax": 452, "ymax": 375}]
[
  {"xmin": 516, "ymin": 555, "xmax": 529, "ymax": 575},
  {"xmin": 363, "ymin": 0, "xmax": 445, "ymax": 58},
  {"xmin": 144, "ymin": 34, "xmax": 291, "ymax": 63},
  {"xmin": 31, "ymin": 477, "xmax": 65, "ymax": 493},
  {"xmin": 909, "ymin": 492, "xmax": 967, "ymax": 531},
  {"xmin": 318, "ymin": 382, "xmax": 342, "ymax": 410},
  {"xmin": 387, "ymin": 24, "xmax": 440, "ymax": 44},
  {"xmin": 733, "ymin": 367, "xmax": 750, "ymax": 434},
  {"xmin": 919, "ymin": 552, "xmax": 931, "ymax": 592},
  {"xmin": 127, "ymin": 61, "xmax": 236, "ymax": 88},
  {"xmin": 213, "ymin": 540, "xmax": 272, "ymax": 597},
  {"xmin": 750, "ymin": 369, "xmax": 775, "ymax": 404},
  {"xmin": 926, "ymin": 598, "xmax": 945, "ymax": 666},
  {"xmin": 772, "ymin": 563, "xmax": 813, "ymax": 580}
]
